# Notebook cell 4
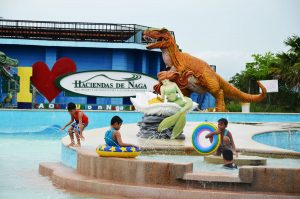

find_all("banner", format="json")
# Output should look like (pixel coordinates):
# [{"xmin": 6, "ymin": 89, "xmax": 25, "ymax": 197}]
[
  {"xmin": 259, "ymin": 80, "xmax": 278, "ymax": 93},
  {"xmin": 33, "ymin": 103, "xmax": 135, "ymax": 111},
  {"xmin": 56, "ymin": 70, "xmax": 158, "ymax": 97}
]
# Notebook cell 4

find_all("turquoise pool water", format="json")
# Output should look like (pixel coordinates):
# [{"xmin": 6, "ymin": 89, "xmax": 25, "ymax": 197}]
[
  {"xmin": 1, "ymin": 110, "xmax": 300, "ymax": 128},
  {"xmin": 253, "ymin": 130, "xmax": 300, "ymax": 152},
  {"xmin": 0, "ymin": 126, "xmax": 122, "ymax": 199},
  {"xmin": 0, "ymin": 110, "xmax": 299, "ymax": 199},
  {"xmin": 0, "ymin": 110, "xmax": 134, "ymax": 199}
]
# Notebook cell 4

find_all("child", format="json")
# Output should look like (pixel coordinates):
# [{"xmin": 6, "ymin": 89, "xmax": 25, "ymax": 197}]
[
  {"xmin": 205, "ymin": 118, "xmax": 238, "ymax": 157},
  {"xmin": 105, "ymin": 116, "xmax": 138, "ymax": 147},
  {"xmin": 61, "ymin": 102, "xmax": 89, "ymax": 147},
  {"xmin": 222, "ymin": 149, "xmax": 238, "ymax": 169}
]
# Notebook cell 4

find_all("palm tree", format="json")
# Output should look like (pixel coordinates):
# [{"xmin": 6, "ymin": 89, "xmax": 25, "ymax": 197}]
[{"xmin": 270, "ymin": 35, "xmax": 300, "ymax": 90}]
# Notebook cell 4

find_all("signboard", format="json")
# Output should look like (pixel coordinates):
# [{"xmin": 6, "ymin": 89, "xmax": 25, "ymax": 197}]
[
  {"xmin": 56, "ymin": 70, "xmax": 158, "ymax": 97},
  {"xmin": 259, "ymin": 80, "xmax": 278, "ymax": 93},
  {"xmin": 33, "ymin": 103, "xmax": 135, "ymax": 111}
]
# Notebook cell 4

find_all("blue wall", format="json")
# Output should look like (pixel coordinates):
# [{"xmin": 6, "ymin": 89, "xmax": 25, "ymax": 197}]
[
  {"xmin": 0, "ymin": 43, "xmax": 162, "ymax": 105},
  {"xmin": 0, "ymin": 45, "xmax": 46, "ymax": 66}
]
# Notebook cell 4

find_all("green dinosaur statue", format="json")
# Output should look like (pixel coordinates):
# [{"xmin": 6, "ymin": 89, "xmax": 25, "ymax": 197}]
[
  {"xmin": 1, "ymin": 90, "xmax": 13, "ymax": 107},
  {"xmin": 0, "ymin": 51, "xmax": 44, "ymax": 106},
  {"xmin": 0, "ymin": 51, "xmax": 18, "ymax": 68},
  {"xmin": 0, "ymin": 51, "xmax": 18, "ymax": 80},
  {"xmin": 0, "ymin": 51, "xmax": 18, "ymax": 107}
]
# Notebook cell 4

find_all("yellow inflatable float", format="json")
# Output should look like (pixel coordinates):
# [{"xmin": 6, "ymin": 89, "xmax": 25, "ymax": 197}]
[{"xmin": 96, "ymin": 145, "xmax": 141, "ymax": 158}]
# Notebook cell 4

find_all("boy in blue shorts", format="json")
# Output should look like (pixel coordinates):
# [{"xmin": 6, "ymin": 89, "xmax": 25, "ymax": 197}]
[
  {"xmin": 61, "ymin": 102, "xmax": 89, "ymax": 147},
  {"xmin": 105, "ymin": 116, "xmax": 138, "ymax": 147}
]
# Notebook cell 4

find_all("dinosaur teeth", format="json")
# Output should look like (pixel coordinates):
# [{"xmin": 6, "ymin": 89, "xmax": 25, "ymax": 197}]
[{"xmin": 143, "ymin": 35, "xmax": 157, "ymax": 43}]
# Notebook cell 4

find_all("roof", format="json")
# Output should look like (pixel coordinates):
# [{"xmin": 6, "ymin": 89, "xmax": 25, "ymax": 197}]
[{"xmin": 0, "ymin": 19, "xmax": 152, "ymax": 44}]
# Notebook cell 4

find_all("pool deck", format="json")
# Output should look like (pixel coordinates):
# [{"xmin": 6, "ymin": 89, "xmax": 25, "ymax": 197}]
[{"xmin": 62, "ymin": 122, "xmax": 300, "ymax": 157}]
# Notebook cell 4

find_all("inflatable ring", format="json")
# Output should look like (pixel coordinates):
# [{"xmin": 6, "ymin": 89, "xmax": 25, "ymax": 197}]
[
  {"xmin": 96, "ymin": 145, "xmax": 141, "ymax": 158},
  {"xmin": 192, "ymin": 122, "xmax": 221, "ymax": 156}
]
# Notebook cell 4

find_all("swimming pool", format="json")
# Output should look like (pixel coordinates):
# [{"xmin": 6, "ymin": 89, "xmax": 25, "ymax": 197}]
[
  {"xmin": 0, "ymin": 110, "xmax": 136, "ymax": 199},
  {"xmin": 253, "ymin": 130, "xmax": 300, "ymax": 152},
  {"xmin": 0, "ymin": 129, "xmax": 106, "ymax": 199},
  {"xmin": 1, "ymin": 110, "xmax": 300, "ymax": 129},
  {"xmin": 0, "ymin": 110, "xmax": 299, "ymax": 199}
]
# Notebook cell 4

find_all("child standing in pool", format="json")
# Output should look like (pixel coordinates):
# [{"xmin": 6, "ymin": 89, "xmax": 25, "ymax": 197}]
[
  {"xmin": 61, "ymin": 102, "xmax": 89, "ymax": 147},
  {"xmin": 105, "ymin": 116, "xmax": 138, "ymax": 147},
  {"xmin": 205, "ymin": 118, "xmax": 238, "ymax": 157}
]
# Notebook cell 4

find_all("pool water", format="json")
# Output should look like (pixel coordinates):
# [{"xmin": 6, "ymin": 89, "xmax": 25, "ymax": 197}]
[
  {"xmin": 0, "ymin": 110, "xmax": 299, "ymax": 199},
  {"xmin": 0, "ymin": 110, "xmax": 140, "ymax": 199},
  {"xmin": 253, "ymin": 130, "xmax": 300, "ymax": 152},
  {"xmin": 0, "ymin": 126, "xmax": 121, "ymax": 199}
]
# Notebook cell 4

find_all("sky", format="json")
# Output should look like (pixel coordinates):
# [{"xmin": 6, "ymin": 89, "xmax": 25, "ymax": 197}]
[{"xmin": 1, "ymin": 0, "xmax": 299, "ymax": 80}]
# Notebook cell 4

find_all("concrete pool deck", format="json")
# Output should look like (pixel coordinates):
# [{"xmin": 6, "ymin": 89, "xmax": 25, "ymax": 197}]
[{"xmin": 62, "ymin": 122, "xmax": 300, "ymax": 157}]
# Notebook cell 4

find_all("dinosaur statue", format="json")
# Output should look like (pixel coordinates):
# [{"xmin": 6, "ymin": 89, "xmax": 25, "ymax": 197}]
[
  {"xmin": 0, "ymin": 51, "xmax": 18, "ymax": 78},
  {"xmin": 0, "ymin": 51, "xmax": 18, "ymax": 107},
  {"xmin": 0, "ymin": 51, "xmax": 18, "ymax": 68},
  {"xmin": 1, "ymin": 90, "xmax": 13, "ymax": 107},
  {"xmin": 143, "ymin": 28, "xmax": 267, "ymax": 112}
]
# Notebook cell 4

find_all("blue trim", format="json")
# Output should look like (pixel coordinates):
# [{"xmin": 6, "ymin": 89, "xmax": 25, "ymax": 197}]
[{"xmin": 0, "ymin": 38, "xmax": 160, "ymax": 51}]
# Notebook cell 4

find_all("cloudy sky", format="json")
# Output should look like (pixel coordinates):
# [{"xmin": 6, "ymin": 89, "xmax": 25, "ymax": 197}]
[{"xmin": 1, "ymin": 0, "xmax": 299, "ymax": 80}]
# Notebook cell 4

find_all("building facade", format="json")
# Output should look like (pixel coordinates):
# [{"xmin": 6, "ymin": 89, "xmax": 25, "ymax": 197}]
[{"xmin": 0, "ymin": 19, "xmax": 215, "ymax": 109}]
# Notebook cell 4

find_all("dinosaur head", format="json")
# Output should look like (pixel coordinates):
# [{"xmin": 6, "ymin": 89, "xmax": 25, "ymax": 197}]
[
  {"xmin": 0, "ymin": 51, "xmax": 18, "ymax": 67},
  {"xmin": 143, "ymin": 28, "xmax": 174, "ymax": 50}
]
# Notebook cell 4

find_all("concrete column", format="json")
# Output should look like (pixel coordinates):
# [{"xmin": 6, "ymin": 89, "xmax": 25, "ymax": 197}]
[
  {"xmin": 111, "ymin": 50, "xmax": 127, "ymax": 71},
  {"xmin": 156, "ymin": 55, "xmax": 161, "ymax": 74},
  {"xmin": 141, "ymin": 52, "xmax": 148, "ymax": 74},
  {"xmin": 45, "ymin": 47, "xmax": 57, "ymax": 69},
  {"xmin": 110, "ymin": 50, "xmax": 128, "ymax": 104}
]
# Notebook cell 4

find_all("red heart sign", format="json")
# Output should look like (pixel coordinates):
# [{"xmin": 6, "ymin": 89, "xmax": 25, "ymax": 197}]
[{"xmin": 31, "ymin": 58, "xmax": 76, "ymax": 102}]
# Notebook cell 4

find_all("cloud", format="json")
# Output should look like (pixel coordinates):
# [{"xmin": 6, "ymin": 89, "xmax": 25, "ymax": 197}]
[
  {"xmin": 193, "ymin": 50, "xmax": 253, "ymax": 80},
  {"xmin": 0, "ymin": 0, "xmax": 299, "ymax": 82}
]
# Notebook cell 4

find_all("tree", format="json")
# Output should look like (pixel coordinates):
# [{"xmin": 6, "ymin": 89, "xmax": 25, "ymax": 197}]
[
  {"xmin": 270, "ymin": 35, "xmax": 300, "ymax": 90},
  {"xmin": 229, "ymin": 35, "xmax": 300, "ymax": 112},
  {"xmin": 229, "ymin": 52, "xmax": 278, "ymax": 93}
]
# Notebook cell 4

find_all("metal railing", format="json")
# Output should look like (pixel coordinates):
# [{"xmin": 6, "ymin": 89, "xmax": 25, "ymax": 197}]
[{"xmin": 0, "ymin": 19, "xmax": 152, "ymax": 43}]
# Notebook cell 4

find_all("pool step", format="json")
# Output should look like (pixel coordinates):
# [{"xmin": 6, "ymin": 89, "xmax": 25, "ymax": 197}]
[
  {"xmin": 180, "ymin": 171, "xmax": 253, "ymax": 191},
  {"xmin": 39, "ymin": 162, "xmax": 298, "ymax": 199},
  {"xmin": 182, "ymin": 172, "xmax": 243, "ymax": 183},
  {"xmin": 204, "ymin": 155, "xmax": 267, "ymax": 166}
]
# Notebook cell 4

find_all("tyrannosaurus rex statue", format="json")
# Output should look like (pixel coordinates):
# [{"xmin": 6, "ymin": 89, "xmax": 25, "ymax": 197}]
[
  {"xmin": 143, "ymin": 28, "xmax": 267, "ymax": 112},
  {"xmin": 0, "ymin": 51, "xmax": 18, "ymax": 107},
  {"xmin": 0, "ymin": 51, "xmax": 18, "ymax": 68},
  {"xmin": 0, "ymin": 51, "xmax": 18, "ymax": 77}
]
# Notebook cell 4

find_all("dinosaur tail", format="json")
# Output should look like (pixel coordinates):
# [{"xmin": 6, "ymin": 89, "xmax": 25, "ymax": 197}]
[{"xmin": 219, "ymin": 76, "xmax": 267, "ymax": 102}]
